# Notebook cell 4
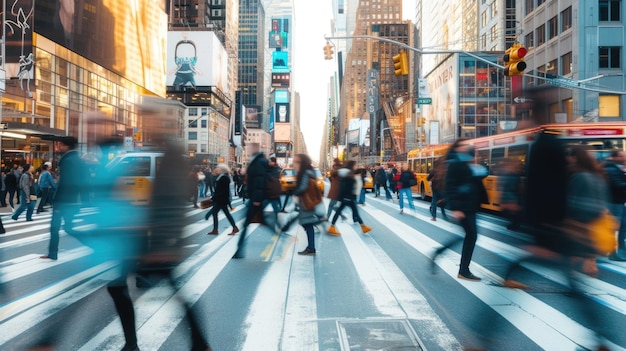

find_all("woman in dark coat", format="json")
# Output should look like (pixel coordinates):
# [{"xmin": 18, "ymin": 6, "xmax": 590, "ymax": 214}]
[
  {"xmin": 292, "ymin": 154, "xmax": 321, "ymax": 255},
  {"xmin": 205, "ymin": 164, "xmax": 239, "ymax": 235}
]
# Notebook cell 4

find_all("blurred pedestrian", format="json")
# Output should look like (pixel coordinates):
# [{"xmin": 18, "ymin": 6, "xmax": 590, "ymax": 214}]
[
  {"xmin": 431, "ymin": 139, "xmax": 488, "ymax": 281},
  {"xmin": 267, "ymin": 157, "xmax": 284, "ymax": 225},
  {"xmin": 11, "ymin": 164, "xmax": 36, "ymax": 222},
  {"xmin": 427, "ymin": 158, "xmax": 448, "ymax": 221},
  {"xmin": 0, "ymin": 170, "xmax": 6, "ymax": 207},
  {"xmin": 292, "ymin": 154, "xmax": 322, "ymax": 255},
  {"xmin": 5, "ymin": 166, "xmax": 19, "ymax": 209},
  {"xmin": 188, "ymin": 166, "xmax": 200, "ymax": 208},
  {"xmin": 497, "ymin": 158, "xmax": 523, "ymax": 230},
  {"xmin": 205, "ymin": 163, "xmax": 239, "ymax": 235},
  {"xmin": 355, "ymin": 168, "xmax": 367, "ymax": 205},
  {"xmin": 41, "ymin": 136, "xmax": 85, "ymax": 261},
  {"xmin": 374, "ymin": 164, "xmax": 392, "ymax": 200},
  {"xmin": 603, "ymin": 150, "xmax": 626, "ymax": 261},
  {"xmin": 389, "ymin": 166, "xmax": 399, "ymax": 199},
  {"xmin": 327, "ymin": 160, "xmax": 372, "ymax": 236},
  {"xmin": 325, "ymin": 158, "xmax": 342, "ymax": 220},
  {"xmin": 37, "ymin": 163, "xmax": 56, "ymax": 214},
  {"xmin": 233, "ymin": 143, "xmax": 270, "ymax": 258},
  {"xmin": 397, "ymin": 163, "xmax": 416, "ymax": 214}
]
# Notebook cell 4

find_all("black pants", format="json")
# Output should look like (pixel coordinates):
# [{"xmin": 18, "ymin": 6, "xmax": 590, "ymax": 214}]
[
  {"xmin": 436, "ymin": 211, "xmax": 478, "ymax": 274},
  {"xmin": 235, "ymin": 202, "xmax": 265, "ymax": 254},
  {"xmin": 209, "ymin": 202, "xmax": 236, "ymax": 228},
  {"xmin": 331, "ymin": 199, "xmax": 363, "ymax": 225}
]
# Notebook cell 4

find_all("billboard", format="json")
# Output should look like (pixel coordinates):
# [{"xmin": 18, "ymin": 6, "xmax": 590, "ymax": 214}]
[
  {"xmin": 167, "ymin": 31, "xmax": 228, "ymax": 92},
  {"xmin": 245, "ymin": 105, "xmax": 263, "ymax": 129},
  {"xmin": 424, "ymin": 55, "xmax": 459, "ymax": 144},
  {"xmin": 269, "ymin": 18, "xmax": 289, "ymax": 49},
  {"xmin": 34, "ymin": 0, "xmax": 167, "ymax": 95},
  {"xmin": 272, "ymin": 51, "xmax": 289, "ymax": 73},
  {"xmin": 275, "ymin": 103, "xmax": 290, "ymax": 123},
  {"xmin": 271, "ymin": 73, "xmax": 290, "ymax": 88},
  {"xmin": 5, "ymin": 0, "xmax": 34, "ymax": 97},
  {"xmin": 274, "ymin": 89, "xmax": 289, "ymax": 103}
]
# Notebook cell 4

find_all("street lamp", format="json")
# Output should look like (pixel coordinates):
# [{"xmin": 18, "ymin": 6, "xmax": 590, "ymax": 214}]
[{"xmin": 380, "ymin": 127, "xmax": 391, "ymax": 163}]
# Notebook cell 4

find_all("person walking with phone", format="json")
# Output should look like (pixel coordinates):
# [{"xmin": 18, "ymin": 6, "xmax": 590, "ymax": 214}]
[{"xmin": 11, "ymin": 164, "xmax": 36, "ymax": 222}]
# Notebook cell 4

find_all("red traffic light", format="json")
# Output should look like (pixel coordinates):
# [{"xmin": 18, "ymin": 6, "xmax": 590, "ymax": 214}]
[{"xmin": 504, "ymin": 44, "xmax": 527, "ymax": 76}]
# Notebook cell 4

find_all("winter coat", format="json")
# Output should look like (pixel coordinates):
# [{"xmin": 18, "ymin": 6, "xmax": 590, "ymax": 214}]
[
  {"xmin": 213, "ymin": 174, "xmax": 231, "ymax": 205},
  {"xmin": 326, "ymin": 167, "xmax": 341, "ymax": 200},
  {"xmin": 445, "ymin": 154, "xmax": 488, "ymax": 213},
  {"xmin": 603, "ymin": 160, "xmax": 626, "ymax": 204},
  {"xmin": 246, "ymin": 152, "xmax": 269, "ymax": 203}
]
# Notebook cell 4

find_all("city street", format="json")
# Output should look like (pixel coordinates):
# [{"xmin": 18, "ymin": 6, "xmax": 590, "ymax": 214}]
[{"xmin": 1, "ymin": 188, "xmax": 626, "ymax": 351}]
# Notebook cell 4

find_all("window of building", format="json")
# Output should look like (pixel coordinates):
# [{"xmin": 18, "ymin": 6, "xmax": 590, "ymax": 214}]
[
  {"xmin": 201, "ymin": 120, "xmax": 207, "ymax": 128},
  {"xmin": 189, "ymin": 108, "xmax": 198, "ymax": 116},
  {"xmin": 599, "ymin": 95, "xmax": 621, "ymax": 117},
  {"xmin": 548, "ymin": 16, "xmax": 558, "ymax": 40},
  {"xmin": 546, "ymin": 59, "xmax": 558, "ymax": 77},
  {"xmin": 600, "ymin": 0, "xmax": 621, "ymax": 21},
  {"xmin": 599, "ymin": 47, "xmax": 621, "ymax": 68},
  {"xmin": 481, "ymin": 10, "xmax": 487, "ymax": 26},
  {"xmin": 490, "ymin": 25, "xmax": 498, "ymax": 41},
  {"xmin": 525, "ymin": 0, "xmax": 534, "ymax": 15},
  {"xmin": 491, "ymin": 1, "xmax": 497, "ymax": 17},
  {"xmin": 561, "ymin": 7, "xmax": 572, "ymax": 31},
  {"xmin": 525, "ymin": 32, "xmax": 534, "ymax": 48},
  {"xmin": 481, "ymin": 33, "xmax": 487, "ymax": 48},
  {"xmin": 188, "ymin": 131, "xmax": 198, "ymax": 140},
  {"xmin": 536, "ymin": 24, "xmax": 546, "ymax": 46},
  {"xmin": 189, "ymin": 119, "xmax": 198, "ymax": 128},
  {"xmin": 561, "ymin": 52, "xmax": 573, "ymax": 75},
  {"xmin": 537, "ymin": 0, "xmax": 545, "ymax": 6}
]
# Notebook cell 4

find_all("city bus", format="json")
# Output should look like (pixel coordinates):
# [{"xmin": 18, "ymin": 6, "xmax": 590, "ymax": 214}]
[{"xmin": 407, "ymin": 122, "xmax": 626, "ymax": 211}]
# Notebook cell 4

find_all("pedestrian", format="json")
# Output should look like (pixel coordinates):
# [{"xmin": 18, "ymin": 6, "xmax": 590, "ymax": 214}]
[
  {"xmin": 497, "ymin": 158, "xmax": 523, "ymax": 230},
  {"xmin": 11, "ymin": 164, "xmax": 36, "ymax": 222},
  {"xmin": 427, "ymin": 158, "xmax": 448, "ymax": 221},
  {"xmin": 389, "ymin": 166, "xmax": 399, "ymax": 199},
  {"xmin": 327, "ymin": 160, "xmax": 372, "ymax": 236},
  {"xmin": 602, "ymin": 150, "xmax": 626, "ymax": 261},
  {"xmin": 397, "ymin": 163, "xmax": 416, "ymax": 214},
  {"xmin": 233, "ymin": 143, "xmax": 271, "ymax": 258},
  {"xmin": 374, "ymin": 164, "xmax": 392, "ymax": 200},
  {"xmin": 325, "ymin": 158, "xmax": 342, "ymax": 219},
  {"xmin": 41, "ymin": 136, "xmax": 85, "ymax": 261},
  {"xmin": 5, "ymin": 167, "xmax": 19, "ymax": 209},
  {"xmin": 205, "ymin": 163, "xmax": 239, "ymax": 235},
  {"xmin": 202, "ymin": 166, "xmax": 211, "ymax": 197},
  {"xmin": 267, "ymin": 157, "xmax": 284, "ymax": 225},
  {"xmin": 431, "ymin": 139, "xmax": 488, "ymax": 281},
  {"xmin": 0, "ymin": 170, "xmax": 6, "ymax": 207},
  {"xmin": 233, "ymin": 169, "xmax": 242, "ymax": 196},
  {"xmin": 197, "ymin": 166, "xmax": 206, "ymax": 199},
  {"xmin": 188, "ymin": 166, "xmax": 199, "ymax": 208},
  {"xmin": 292, "ymin": 153, "xmax": 321, "ymax": 255},
  {"xmin": 355, "ymin": 168, "xmax": 367, "ymax": 205},
  {"xmin": 37, "ymin": 163, "xmax": 56, "ymax": 214}
]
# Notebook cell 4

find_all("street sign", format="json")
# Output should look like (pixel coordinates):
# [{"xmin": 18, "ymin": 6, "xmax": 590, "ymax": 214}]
[
  {"xmin": 513, "ymin": 96, "xmax": 530, "ymax": 103},
  {"xmin": 417, "ymin": 98, "xmax": 432, "ymax": 105}
]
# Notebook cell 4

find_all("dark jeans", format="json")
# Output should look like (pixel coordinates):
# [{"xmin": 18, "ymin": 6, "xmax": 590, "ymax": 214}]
[
  {"xmin": 12, "ymin": 191, "xmax": 35, "ymax": 221},
  {"xmin": 7, "ymin": 188, "xmax": 18, "ymax": 207},
  {"xmin": 331, "ymin": 199, "xmax": 363, "ymax": 225},
  {"xmin": 47, "ymin": 204, "xmax": 80, "ymax": 259},
  {"xmin": 0, "ymin": 190, "xmax": 6, "ymax": 206},
  {"xmin": 37, "ymin": 188, "xmax": 52, "ymax": 212},
  {"xmin": 208, "ymin": 202, "xmax": 237, "ymax": 228},
  {"xmin": 435, "ymin": 211, "xmax": 478, "ymax": 275},
  {"xmin": 302, "ymin": 223, "xmax": 315, "ymax": 251},
  {"xmin": 375, "ymin": 182, "xmax": 391, "ymax": 199},
  {"xmin": 430, "ymin": 191, "xmax": 447, "ymax": 219}
]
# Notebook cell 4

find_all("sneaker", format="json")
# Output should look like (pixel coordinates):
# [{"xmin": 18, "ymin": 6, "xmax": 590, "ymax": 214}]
[
  {"xmin": 457, "ymin": 272, "xmax": 481, "ymax": 282},
  {"xmin": 360, "ymin": 224, "xmax": 372, "ymax": 234},
  {"xmin": 327, "ymin": 225, "xmax": 341, "ymax": 236},
  {"xmin": 298, "ymin": 249, "xmax": 316, "ymax": 256}
]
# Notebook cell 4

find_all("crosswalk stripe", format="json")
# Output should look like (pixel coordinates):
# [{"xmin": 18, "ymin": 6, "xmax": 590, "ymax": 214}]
[{"xmin": 360, "ymin": 204, "xmax": 625, "ymax": 351}]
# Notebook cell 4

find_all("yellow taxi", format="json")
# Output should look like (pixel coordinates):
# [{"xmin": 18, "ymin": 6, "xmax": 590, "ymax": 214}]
[
  {"xmin": 279, "ymin": 168, "xmax": 298, "ymax": 192},
  {"xmin": 362, "ymin": 171, "xmax": 374, "ymax": 192}
]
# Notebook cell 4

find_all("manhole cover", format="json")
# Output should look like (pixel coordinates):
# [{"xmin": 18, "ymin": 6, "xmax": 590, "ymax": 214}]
[{"xmin": 337, "ymin": 319, "xmax": 424, "ymax": 350}]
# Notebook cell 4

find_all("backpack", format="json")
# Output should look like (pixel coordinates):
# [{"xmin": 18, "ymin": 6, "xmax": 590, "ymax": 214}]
[{"xmin": 300, "ymin": 178, "xmax": 322, "ymax": 210}]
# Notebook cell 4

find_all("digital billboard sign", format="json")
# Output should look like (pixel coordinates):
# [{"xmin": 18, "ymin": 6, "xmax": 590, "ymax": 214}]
[
  {"xmin": 5, "ymin": 0, "xmax": 34, "ymax": 97},
  {"xmin": 34, "ymin": 0, "xmax": 167, "ymax": 95},
  {"xmin": 269, "ymin": 18, "xmax": 289, "ymax": 49},
  {"xmin": 166, "ymin": 31, "xmax": 229, "ymax": 93},
  {"xmin": 245, "ymin": 105, "xmax": 263, "ymax": 129}
]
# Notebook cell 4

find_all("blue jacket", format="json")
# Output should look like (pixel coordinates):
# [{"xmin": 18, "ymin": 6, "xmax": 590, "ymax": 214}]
[{"xmin": 38, "ymin": 171, "xmax": 56, "ymax": 190}]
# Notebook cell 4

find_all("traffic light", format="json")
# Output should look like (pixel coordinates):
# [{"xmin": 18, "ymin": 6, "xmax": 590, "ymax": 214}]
[
  {"xmin": 323, "ymin": 43, "xmax": 334, "ymax": 60},
  {"xmin": 503, "ymin": 44, "xmax": 527, "ymax": 76},
  {"xmin": 392, "ymin": 50, "xmax": 409, "ymax": 76}
]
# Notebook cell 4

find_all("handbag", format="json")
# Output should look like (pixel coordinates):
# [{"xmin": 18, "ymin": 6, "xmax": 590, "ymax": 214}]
[
  {"xmin": 588, "ymin": 210, "xmax": 618, "ymax": 255},
  {"xmin": 300, "ymin": 179, "xmax": 322, "ymax": 211},
  {"xmin": 200, "ymin": 198, "xmax": 214, "ymax": 209}
]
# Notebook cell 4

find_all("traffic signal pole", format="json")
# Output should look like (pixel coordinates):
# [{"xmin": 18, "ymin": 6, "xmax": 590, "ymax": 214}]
[{"xmin": 324, "ymin": 35, "xmax": 626, "ymax": 95}]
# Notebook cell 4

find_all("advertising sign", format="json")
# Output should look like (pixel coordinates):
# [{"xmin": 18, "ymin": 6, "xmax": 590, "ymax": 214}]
[
  {"xmin": 274, "ymin": 89, "xmax": 289, "ymax": 103},
  {"xmin": 424, "ymin": 55, "xmax": 459, "ymax": 144},
  {"xmin": 34, "ymin": 0, "xmax": 167, "ymax": 95},
  {"xmin": 269, "ymin": 106, "xmax": 275, "ymax": 133},
  {"xmin": 5, "ymin": 0, "xmax": 34, "ymax": 97},
  {"xmin": 167, "ymin": 31, "xmax": 228, "ymax": 92},
  {"xmin": 271, "ymin": 73, "xmax": 291, "ymax": 88},
  {"xmin": 269, "ymin": 18, "xmax": 289, "ymax": 49},
  {"xmin": 245, "ymin": 105, "xmax": 263, "ymax": 129},
  {"xmin": 272, "ymin": 51, "xmax": 289, "ymax": 73},
  {"xmin": 367, "ymin": 69, "xmax": 379, "ymax": 115},
  {"xmin": 275, "ymin": 103, "xmax": 290, "ymax": 123}
]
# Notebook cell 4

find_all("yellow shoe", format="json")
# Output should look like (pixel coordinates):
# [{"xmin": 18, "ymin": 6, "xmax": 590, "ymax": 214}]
[
  {"xmin": 360, "ymin": 224, "xmax": 372, "ymax": 234},
  {"xmin": 327, "ymin": 225, "xmax": 341, "ymax": 236}
]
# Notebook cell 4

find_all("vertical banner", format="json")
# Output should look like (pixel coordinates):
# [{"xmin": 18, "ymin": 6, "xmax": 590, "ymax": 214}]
[{"xmin": 6, "ymin": 0, "xmax": 34, "ymax": 97}]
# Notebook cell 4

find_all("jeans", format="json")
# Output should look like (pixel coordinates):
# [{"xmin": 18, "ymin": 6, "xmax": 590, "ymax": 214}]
[
  {"xmin": 47, "ymin": 204, "xmax": 80, "ymax": 259},
  {"xmin": 376, "ymin": 183, "xmax": 392, "ymax": 199},
  {"xmin": 209, "ymin": 203, "xmax": 237, "ymax": 228},
  {"xmin": 7, "ymin": 188, "xmax": 17, "ymax": 207},
  {"xmin": 459, "ymin": 212, "xmax": 478, "ymax": 274},
  {"xmin": 331, "ymin": 199, "xmax": 363, "ymax": 225},
  {"xmin": 398, "ymin": 188, "xmax": 415, "ymax": 210},
  {"xmin": 37, "ymin": 188, "xmax": 52, "ymax": 212},
  {"xmin": 359, "ymin": 188, "xmax": 366, "ymax": 204},
  {"xmin": 302, "ymin": 223, "xmax": 315, "ymax": 251},
  {"xmin": 430, "ymin": 191, "xmax": 447, "ymax": 219},
  {"xmin": 12, "ymin": 190, "xmax": 35, "ymax": 221}
]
